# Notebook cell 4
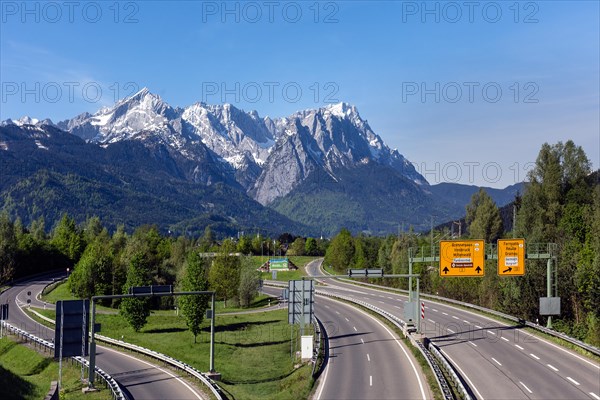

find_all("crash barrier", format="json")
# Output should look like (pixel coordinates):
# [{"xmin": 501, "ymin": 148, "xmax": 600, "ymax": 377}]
[{"xmin": 1, "ymin": 320, "xmax": 128, "ymax": 400}]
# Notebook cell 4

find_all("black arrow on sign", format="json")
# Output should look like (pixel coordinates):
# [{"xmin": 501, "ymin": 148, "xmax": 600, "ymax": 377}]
[
  {"xmin": 503, "ymin": 267, "xmax": 512, "ymax": 273},
  {"xmin": 475, "ymin": 266, "xmax": 482, "ymax": 274},
  {"xmin": 443, "ymin": 267, "xmax": 449, "ymax": 274}
]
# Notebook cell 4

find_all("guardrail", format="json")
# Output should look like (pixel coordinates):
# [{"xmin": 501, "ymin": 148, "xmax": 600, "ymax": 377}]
[
  {"xmin": 264, "ymin": 281, "xmax": 457, "ymax": 400},
  {"xmin": 427, "ymin": 341, "xmax": 472, "ymax": 400},
  {"xmin": 324, "ymin": 279, "xmax": 600, "ymax": 357},
  {"xmin": 1, "ymin": 320, "xmax": 128, "ymax": 400},
  {"xmin": 311, "ymin": 315, "xmax": 326, "ymax": 378},
  {"xmin": 27, "ymin": 307, "xmax": 224, "ymax": 400}
]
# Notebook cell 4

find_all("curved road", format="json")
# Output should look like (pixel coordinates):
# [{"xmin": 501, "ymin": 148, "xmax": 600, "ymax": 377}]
[
  {"xmin": 1, "ymin": 273, "xmax": 206, "ymax": 400},
  {"xmin": 308, "ymin": 261, "xmax": 600, "ymax": 400}
]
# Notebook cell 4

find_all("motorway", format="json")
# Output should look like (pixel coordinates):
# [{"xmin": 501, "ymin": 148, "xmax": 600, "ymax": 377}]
[
  {"xmin": 306, "ymin": 260, "xmax": 600, "ymax": 400},
  {"xmin": 263, "ymin": 282, "xmax": 431, "ymax": 400},
  {"xmin": 1, "ymin": 274, "xmax": 205, "ymax": 400}
]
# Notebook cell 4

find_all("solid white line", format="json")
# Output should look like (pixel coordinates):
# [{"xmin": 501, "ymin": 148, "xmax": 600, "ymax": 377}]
[
  {"xmin": 101, "ymin": 346, "xmax": 203, "ymax": 399},
  {"xmin": 441, "ymin": 349, "xmax": 485, "ymax": 400},
  {"xmin": 492, "ymin": 357, "xmax": 502, "ymax": 366},
  {"xmin": 314, "ymin": 349, "xmax": 331, "ymax": 400},
  {"xmin": 501, "ymin": 337, "xmax": 509, "ymax": 342},
  {"xmin": 519, "ymin": 381, "xmax": 533, "ymax": 394},
  {"xmin": 530, "ymin": 353, "xmax": 540, "ymax": 360},
  {"xmin": 547, "ymin": 364, "xmax": 559, "ymax": 372},
  {"xmin": 367, "ymin": 353, "xmax": 371, "ymax": 362},
  {"xmin": 469, "ymin": 341, "xmax": 478, "ymax": 347},
  {"xmin": 566, "ymin": 377, "xmax": 580, "ymax": 385},
  {"xmin": 353, "ymin": 326, "xmax": 358, "ymax": 332},
  {"xmin": 370, "ymin": 375, "xmax": 373, "ymax": 386},
  {"xmin": 515, "ymin": 344, "xmax": 524, "ymax": 350},
  {"xmin": 590, "ymin": 392, "xmax": 600, "ymax": 400}
]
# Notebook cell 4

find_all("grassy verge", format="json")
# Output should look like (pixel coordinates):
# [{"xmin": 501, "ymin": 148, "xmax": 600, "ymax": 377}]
[
  {"xmin": 0, "ymin": 336, "xmax": 109, "ymax": 400},
  {"xmin": 29, "ymin": 307, "xmax": 314, "ymax": 400}
]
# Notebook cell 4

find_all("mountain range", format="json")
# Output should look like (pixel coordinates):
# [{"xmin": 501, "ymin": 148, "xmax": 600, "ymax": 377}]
[{"xmin": 1, "ymin": 88, "xmax": 522, "ymax": 236}]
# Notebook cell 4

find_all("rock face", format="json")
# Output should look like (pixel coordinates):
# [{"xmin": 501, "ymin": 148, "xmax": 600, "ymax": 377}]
[{"xmin": 8, "ymin": 88, "xmax": 523, "ymax": 235}]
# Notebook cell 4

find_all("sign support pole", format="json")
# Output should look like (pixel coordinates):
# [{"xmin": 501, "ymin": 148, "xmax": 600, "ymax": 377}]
[
  {"xmin": 547, "ymin": 258, "xmax": 553, "ymax": 329},
  {"xmin": 210, "ymin": 293, "xmax": 215, "ymax": 373},
  {"xmin": 88, "ymin": 299, "xmax": 97, "ymax": 387},
  {"xmin": 416, "ymin": 277, "xmax": 421, "ymax": 334}
]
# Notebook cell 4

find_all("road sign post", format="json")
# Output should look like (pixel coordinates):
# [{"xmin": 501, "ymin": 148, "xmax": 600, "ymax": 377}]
[
  {"xmin": 440, "ymin": 240, "xmax": 485, "ymax": 277},
  {"xmin": 498, "ymin": 239, "xmax": 525, "ymax": 276}
]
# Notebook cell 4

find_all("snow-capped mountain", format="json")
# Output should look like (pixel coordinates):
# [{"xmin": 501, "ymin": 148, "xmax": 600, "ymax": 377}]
[{"xmin": 4, "ymin": 87, "xmax": 426, "ymax": 206}]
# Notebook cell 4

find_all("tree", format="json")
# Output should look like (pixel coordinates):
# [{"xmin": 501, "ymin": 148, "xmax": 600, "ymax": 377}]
[
  {"xmin": 287, "ymin": 238, "xmax": 306, "ymax": 256},
  {"xmin": 51, "ymin": 214, "xmax": 84, "ymax": 264},
  {"xmin": 120, "ymin": 253, "xmax": 152, "ymax": 332},
  {"xmin": 209, "ymin": 249, "xmax": 240, "ymax": 306},
  {"xmin": 0, "ymin": 213, "xmax": 17, "ymax": 284},
  {"xmin": 237, "ymin": 235, "xmax": 252, "ymax": 255},
  {"xmin": 465, "ymin": 188, "xmax": 503, "ymax": 242},
  {"xmin": 238, "ymin": 257, "xmax": 260, "ymax": 307},
  {"xmin": 305, "ymin": 237, "xmax": 318, "ymax": 256},
  {"xmin": 324, "ymin": 229, "xmax": 354, "ymax": 273},
  {"xmin": 68, "ymin": 236, "xmax": 113, "ymax": 299},
  {"xmin": 178, "ymin": 251, "xmax": 210, "ymax": 343}
]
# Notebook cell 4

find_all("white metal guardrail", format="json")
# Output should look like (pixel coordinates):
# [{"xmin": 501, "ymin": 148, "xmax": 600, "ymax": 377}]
[
  {"xmin": 26, "ymin": 307, "xmax": 224, "ymax": 400},
  {"xmin": 335, "ymin": 279, "xmax": 600, "ymax": 357},
  {"xmin": 1, "ymin": 320, "xmax": 128, "ymax": 400},
  {"xmin": 265, "ymin": 281, "xmax": 460, "ymax": 399}
]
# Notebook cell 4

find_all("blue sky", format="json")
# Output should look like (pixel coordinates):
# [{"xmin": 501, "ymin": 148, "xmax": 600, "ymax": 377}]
[{"xmin": 1, "ymin": 0, "xmax": 598, "ymax": 188}]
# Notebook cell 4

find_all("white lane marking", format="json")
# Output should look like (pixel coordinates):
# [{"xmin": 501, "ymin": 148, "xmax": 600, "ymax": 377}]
[
  {"xmin": 452, "ymin": 316, "xmax": 460, "ymax": 320},
  {"xmin": 379, "ymin": 295, "xmax": 385, "ymax": 298},
  {"xmin": 370, "ymin": 375, "xmax": 373, "ymax": 386},
  {"xmin": 590, "ymin": 392, "xmax": 600, "ymax": 400},
  {"xmin": 324, "ymin": 305, "xmax": 330, "ymax": 309},
  {"xmin": 427, "ymin": 319, "xmax": 435, "ymax": 324},
  {"xmin": 515, "ymin": 344, "xmax": 524, "ymax": 350},
  {"xmin": 469, "ymin": 341, "xmax": 478, "ymax": 347},
  {"xmin": 447, "ymin": 328, "xmax": 455, "ymax": 334},
  {"xmin": 101, "ymin": 346, "xmax": 203, "ymax": 399},
  {"xmin": 492, "ymin": 358, "xmax": 502, "ymax": 366},
  {"xmin": 463, "ymin": 320, "xmax": 469, "ymax": 324},
  {"xmin": 566, "ymin": 377, "xmax": 580, "ymax": 385},
  {"xmin": 425, "ymin": 306, "xmax": 429, "ymax": 309},
  {"xmin": 387, "ymin": 297, "xmax": 394, "ymax": 300},
  {"xmin": 364, "ymin": 297, "xmax": 370, "ymax": 300},
  {"xmin": 367, "ymin": 353, "xmax": 371, "ymax": 362},
  {"xmin": 475, "ymin": 325, "xmax": 482, "ymax": 329},
  {"xmin": 361, "ymin": 338, "xmax": 365, "ymax": 344},
  {"xmin": 442, "ymin": 312, "xmax": 448, "ymax": 316},
  {"xmin": 345, "ymin": 317, "xmax": 350, "ymax": 322},
  {"xmin": 501, "ymin": 337, "xmax": 509, "ymax": 342},
  {"xmin": 394, "ymin": 306, "xmax": 402, "ymax": 309},
  {"xmin": 441, "ymin": 349, "xmax": 485, "ymax": 400},
  {"xmin": 423, "ymin": 297, "xmax": 600, "ymax": 370},
  {"xmin": 335, "ymin": 311, "xmax": 340, "ymax": 315},
  {"xmin": 341, "ymin": 301, "xmax": 428, "ymax": 400},
  {"xmin": 432, "ymin": 309, "xmax": 438, "ymax": 312},
  {"xmin": 519, "ymin": 381, "xmax": 533, "ymax": 394},
  {"xmin": 529, "ymin": 353, "xmax": 540, "ymax": 360},
  {"xmin": 378, "ymin": 301, "xmax": 385, "ymax": 304},
  {"xmin": 487, "ymin": 330, "xmax": 496, "ymax": 335},
  {"xmin": 353, "ymin": 326, "xmax": 358, "ymax": 332},
  {"xmin": 547, "ymin": 364, "xmax": 558, "ymax": 372},
  {"xmin": 315, "ymin": 347, "xmax": 332, "ymax": 400}
]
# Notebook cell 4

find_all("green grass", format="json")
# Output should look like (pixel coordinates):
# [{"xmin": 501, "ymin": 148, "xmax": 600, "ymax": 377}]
[
  {"xmin": 30, "ymin": 308, "xmax": 314, "ymax": 400},
  {"xmin": 0, "ymin": 337, "xmax": 109, "ymax": 400}
]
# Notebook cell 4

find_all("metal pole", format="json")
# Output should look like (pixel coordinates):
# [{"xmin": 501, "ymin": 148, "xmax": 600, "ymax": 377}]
[
  {"xmin": 81, "ymin": 300, "xmax": 86, "ymax": 382},
  {"xmin": 59, "ymin": 302, "xmax": 64, "ymax": 391},
  {"xmin": 416, "ymin": 277, "xmax": 421, "ymax": 334},
  {"xmin": 547, "ymin": 258, "xmax": 552, "ymax": 329},
  {"xmin": 210, "ymin": 294, "xmax": 215, "ymax": 372},
  {"xmin": 408, "ymin": 248, "xmax": 413, "ymax": 303},
  {"xmin": 88, "ymin": 300, "xmax": 97, "ymax": 387}
]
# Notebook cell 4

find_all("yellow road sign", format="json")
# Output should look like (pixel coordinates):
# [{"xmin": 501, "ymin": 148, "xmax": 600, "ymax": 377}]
[
  {"xmin": 440, "ymin": 240, "xmax": 485, "ymax": 277},
  {"xmin": 498, "ymin": 239, "xmax": 525, "ymax": 276}
]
